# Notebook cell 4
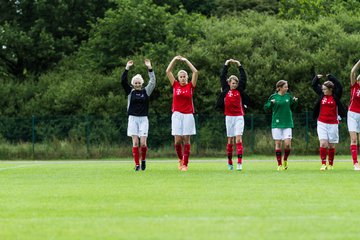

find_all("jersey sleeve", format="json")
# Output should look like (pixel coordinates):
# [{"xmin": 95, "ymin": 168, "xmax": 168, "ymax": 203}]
[
  {"xmin": 237, "ymin": 65, "xmax": 247, "ymax": 91},
  {"xmin": 121, "ymin": 69, "xmax": 132, "ymax": 96},
  {"xmin": 311, "ymin": 75, "xmax": 322, "ymax": 96},
  {"xmin": 289, "ymin": 93, "xmax": 298, "ymax": 110},
  {"xmin": 220, "ymin": 65, "xmax": 229, "ymax": 91},
  {"xmin": 264, "ymin": 95, "xmax": 274, "ymax": 112},
  {"xmin": 145, "ymin": 69, "xmax": 156, "ymax": 96}
]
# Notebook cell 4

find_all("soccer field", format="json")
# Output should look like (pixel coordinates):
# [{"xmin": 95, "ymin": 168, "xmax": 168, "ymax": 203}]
[{"xmin": 1, "ymin": 157, "xmax": 360, "ymax": 240}]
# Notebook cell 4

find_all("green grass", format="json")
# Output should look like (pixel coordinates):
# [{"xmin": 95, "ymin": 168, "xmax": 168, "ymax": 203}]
[{"xmin": 1, "ymin": 157, "xmax": 360, "ymax": 239}]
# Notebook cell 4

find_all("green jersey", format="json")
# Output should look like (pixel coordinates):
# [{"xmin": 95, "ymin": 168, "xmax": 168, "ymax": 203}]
[{"xmin": 264, "ymin": 92, "xmax": 297, "ymax": 129}]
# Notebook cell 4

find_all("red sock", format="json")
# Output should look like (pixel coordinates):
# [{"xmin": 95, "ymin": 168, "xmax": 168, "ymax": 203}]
[
  {"xmin": 284, "ymin": 148, "xmax": 290, "ymax": 161},
  {"xmin": 351, "ymin": 145, "xmax": 358, "ymax": 164},
  {"xmin": 140, "ymin": 146, "xmax": 147, "ymax": 161},
  {"xmin": 328, "ymin": 148, "xmax": 335, "ymax": 166},
  {"xmin": 226, "ymin": 144, "xmax": 233, "ymax": 165},
  {"xmin": 275, "ymin": 149, "xmax": 282, "ymax": 166},
  {"xmin": 132, "ymin": 147, "xmax": 139, "ymax": 166},
  {"xmin": 183, "ymin": 144, "xmax": 191, "ymax": 166},
  {"xmin": 320, "ymin": 147, "xmax": 327, "ymax": 165},
  {"xmin": 236, "ymin": 142, "xmax": 243, "ymax": 164},
  {"xmin": 175, "ymin": 144, "xmax": 183, "ymax": 160}
]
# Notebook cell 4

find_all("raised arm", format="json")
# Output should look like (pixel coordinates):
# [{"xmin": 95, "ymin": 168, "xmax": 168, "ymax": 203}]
[
  {"xmin": 166, "ymin": 56, "xmax": 181, "ymax": 86},
  {"xmin": 327, "ymin": 74, "xmax": 343, "ymax": 99},
  {"xmin": 351, "ymin": 60, "xmax": 360, "ymax": 86},
  {"xmin": 121, "ymin": 60, "xmax": 133, "ymax": 95},
  {"xmin": 234, "ymin": 60, "xmax": 247, "ymax": 91},
  {"xmin": 144, "ymin": 59, "xmax": 156, "ymax": 96},
  {"xmin": 181, "ymin": 57, "xmax": 198, "ymax": 87},
  {"xmin": 220, "ymin": 59, "xmax": 231, "ymax": 91},
  {"xmin": 312, "ymin": 74, "xmax": 322, "ymax": 95}
]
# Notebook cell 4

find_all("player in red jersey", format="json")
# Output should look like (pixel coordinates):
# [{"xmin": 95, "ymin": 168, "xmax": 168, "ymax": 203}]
[
  {"xmin": 166, "ymin": 56, "xmax": 198, "ymax": 171},
  {"xmin": 312, "ymin": 74, "xmax": 346, "ymax": 170},
  {"xmin": 348, "ymin": 59, "xmax": 360, "ymax": 170},
  {"xmin": 217, "ymin": 59, "xmax": 247, "ymax": 171}
]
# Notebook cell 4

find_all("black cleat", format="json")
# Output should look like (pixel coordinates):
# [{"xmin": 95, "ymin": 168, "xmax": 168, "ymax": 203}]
[
  {"xmin": 141, "ymin": 160, "xmax": 146, "ymax": 171},
  {"xmin": 134, "ymin": 165, "xmax": 140, "ymax": 171}
]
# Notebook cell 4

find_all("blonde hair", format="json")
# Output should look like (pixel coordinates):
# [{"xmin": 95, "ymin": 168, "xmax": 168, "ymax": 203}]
[
  {"xmin": 131, "ymin": 74, "xmax": 144, "ymax": 86},
  {"xmin": 357, "ymin": 74, "xmax": 360, "ymax": 81},
  {"xmin": 323, "ymin": 80, "xmax": 334, "ymax": 90},
  {"xmin": 177, "ymin": 70, "xmax": 188, "ymax": 79},
  {"xmin": 227, "ymin": 75, "xmax": 239, "ymax": 83},
  {"xmin": 276, "ymin": 80, "xmax": 287, "ymax": 91}
]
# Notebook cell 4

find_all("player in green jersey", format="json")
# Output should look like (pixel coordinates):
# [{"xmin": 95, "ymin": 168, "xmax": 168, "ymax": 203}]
[{"xmin": 264, "ymin": 80, "xmax": 298, "ymax": 171}]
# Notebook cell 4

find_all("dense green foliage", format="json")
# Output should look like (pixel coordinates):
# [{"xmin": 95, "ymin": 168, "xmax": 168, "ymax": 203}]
[
  {"xmin": 2, "ymin": 0, "xmax": 360, "ymax": 116},
  {"xmin": 24, "ymin": 9, "xmax": 360, "ymax": 116},
  {"xmin": 279, "ymin": 0, "xmax": 360, "ymax": 20},
  {"xmin": 1, "ymin": 0, "xmax": 360, "ymax": 152},
  {"xmin": 0, "ymin": 0, "xmax": 114, "ymax": 79},
  {"xmin": 152, "ymin": 0, "xmax": 280, "ymax": 16}
]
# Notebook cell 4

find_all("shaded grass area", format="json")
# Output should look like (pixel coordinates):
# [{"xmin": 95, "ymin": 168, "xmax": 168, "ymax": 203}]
[{"xmin": 0, "ymin": 159, "xmax": 360, "ymax": 239}]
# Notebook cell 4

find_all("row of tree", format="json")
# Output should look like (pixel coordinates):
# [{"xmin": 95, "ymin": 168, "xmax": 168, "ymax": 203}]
[{"xmin": 1, "ymin": 0, "xmax": 360, "ymax": 118}]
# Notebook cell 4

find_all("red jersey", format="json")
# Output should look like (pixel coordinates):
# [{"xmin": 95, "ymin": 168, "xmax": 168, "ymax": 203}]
[
  {"xmin": 349, "ymin": 82, "xmax": 360, "ymax": 113},
  {"xmin": 224, "ymin": 89, "xmax": 244, "ymax": 116},
  {"xmin": 318, "ymin": 95, "xmax": 338, "ymax": 124},
  {"xmin": 172, "ymin": 81, "xmax": 195, "ymax": 113}
]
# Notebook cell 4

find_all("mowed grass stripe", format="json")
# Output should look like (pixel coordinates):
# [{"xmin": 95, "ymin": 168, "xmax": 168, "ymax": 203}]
[{"xmin": 0, "ymin": 160, "xmax": 360, "ymax": 240}]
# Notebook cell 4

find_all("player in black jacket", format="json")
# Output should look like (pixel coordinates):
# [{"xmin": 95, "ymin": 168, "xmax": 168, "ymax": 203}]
[{"xmin": 121, "ymin": 59, "xmax": 156, "ymax": 171}]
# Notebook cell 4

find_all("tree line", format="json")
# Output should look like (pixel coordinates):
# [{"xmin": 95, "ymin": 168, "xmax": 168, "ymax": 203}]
[{"xmin": 1, "ymin": 0, "xmax": 360, "ymax": 118}]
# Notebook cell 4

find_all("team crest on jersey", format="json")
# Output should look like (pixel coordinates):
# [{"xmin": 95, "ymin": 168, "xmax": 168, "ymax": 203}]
[
  {"xmin": 228, "ymin": 91, "xmax": 239, "ymax": 97},
  {"xmin": 322, "ymin": 97, "xmax": 334, "ymax": 105},
  {"xmin": 322, "ymin": 97, "xmax": 327, "ymax": 104},
  {"xmin": 176, "ymin": 89, "xmax": 188, "ymax": 95},
  {"xmin": 356, "ymin": 89, "xmax": 360, "ymax": 97}
]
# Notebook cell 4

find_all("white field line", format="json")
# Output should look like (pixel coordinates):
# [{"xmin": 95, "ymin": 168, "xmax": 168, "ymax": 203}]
[
  {"xmin": 0, "ymin": 164, "xmax": 40, "ymax": 171},
  {"xmin": 0, "ymin": 215, "xmax": 349, "ymax": 221}
]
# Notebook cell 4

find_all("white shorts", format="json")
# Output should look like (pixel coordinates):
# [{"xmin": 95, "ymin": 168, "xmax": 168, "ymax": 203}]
[
  {"xmin": 272, "ymin": 128, "xmax": 292, "ymax": 140},
  {"xmin": 347, "ymin": 111, "xmax": 360, "ymax": 133},
  {"xmin": 317, "ymin": 121, "xmax": 339, "ymax": 143},
  {"xmin": 127, "ymin": 115, "xmax": 149, "ymax": 137},
  {"xmin": 171, "ymin": 111, "xmax": 196, "ymax": 136},
  {"xmin": 225, "ymin": 116, "xmax": 244, "ymax": 137}
]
